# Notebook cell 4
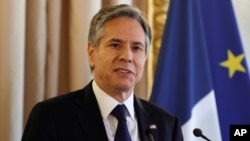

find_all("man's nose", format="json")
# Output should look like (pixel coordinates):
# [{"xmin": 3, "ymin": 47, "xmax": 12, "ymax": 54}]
[{"xmin": 119, "ymin": 46, "xmax": 132, "ymax": 63}]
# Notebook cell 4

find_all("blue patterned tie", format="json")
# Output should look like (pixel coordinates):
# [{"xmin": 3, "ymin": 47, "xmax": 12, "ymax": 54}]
[{"xmin": 111, "ymin": 104, "xmax": 131, "ymax": 141}]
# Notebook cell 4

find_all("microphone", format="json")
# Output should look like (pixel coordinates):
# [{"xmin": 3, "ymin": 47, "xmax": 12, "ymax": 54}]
[
  {"xmin": 145, "ymin": 128, "xmax": 155, "ymax": 141},
  {"xmin": 193, "ymin": 128, "xmax": 211, "ymax": 141}
]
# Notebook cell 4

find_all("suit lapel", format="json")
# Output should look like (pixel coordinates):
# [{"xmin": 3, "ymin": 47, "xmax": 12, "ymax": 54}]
[
  {"xmin": 74, "ymin": 82, "xmax": 109, "ymax": 141},
  {"xmin": 134, "ymin": 97, "xmax": 153, "ymax": 141}
]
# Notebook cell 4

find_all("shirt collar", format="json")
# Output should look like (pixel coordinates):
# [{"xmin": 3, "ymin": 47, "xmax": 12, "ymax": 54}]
[{"xmin": 92, "ymin": 80, "xmax": 135, "ymax": 120}]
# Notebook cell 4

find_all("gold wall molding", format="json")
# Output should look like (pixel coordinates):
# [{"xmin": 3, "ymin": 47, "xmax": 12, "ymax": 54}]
[{"xmin": 147, "ymin": 0, "xmax": 169, "ymax": 98}]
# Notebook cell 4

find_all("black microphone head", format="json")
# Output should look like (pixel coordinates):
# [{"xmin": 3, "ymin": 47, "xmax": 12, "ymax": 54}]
[{"xmin": 193, "ymin": 128, "xmax": 203, "ymax": 137}]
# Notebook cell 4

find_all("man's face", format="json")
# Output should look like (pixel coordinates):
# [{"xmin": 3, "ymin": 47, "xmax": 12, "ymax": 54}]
[{"xmin": 88, "ymin": 16, "xmax": 147, "ymax": 98}]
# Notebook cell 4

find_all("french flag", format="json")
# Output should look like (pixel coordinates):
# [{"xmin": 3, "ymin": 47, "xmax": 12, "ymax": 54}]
[{"xmin": 150, "ymin": 0, "xmax": 250, "ymax": 141}]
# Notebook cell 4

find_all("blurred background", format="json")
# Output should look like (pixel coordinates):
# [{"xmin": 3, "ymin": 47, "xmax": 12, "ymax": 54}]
[{"xmin": 0, "ymin": 0, "xmax": 249, "ymax": 141}]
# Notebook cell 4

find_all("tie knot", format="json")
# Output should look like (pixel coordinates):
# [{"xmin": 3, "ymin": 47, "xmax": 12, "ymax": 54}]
[{"xmin": 111, "ymin": 104, "xmax": 127, "ymax": 121}]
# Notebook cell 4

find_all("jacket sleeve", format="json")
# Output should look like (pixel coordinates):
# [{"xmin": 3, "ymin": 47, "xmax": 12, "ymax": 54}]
[
  {"xmin": 172, "ymin": 116, "xmax": 184, "ymax": 141},
  {"xmin": 21, "ymin": 102, "xmax": 57, "ymax": 141}
]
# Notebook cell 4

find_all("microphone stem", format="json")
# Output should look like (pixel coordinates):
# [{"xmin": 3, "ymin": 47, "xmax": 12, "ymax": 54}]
[
  {"xmin": 148, "ymin": 134, "xmax": 155, "ymax": 141},
  {"xmin": 201, "ymin": 135, "xmax": 211, "ymax": 141}
]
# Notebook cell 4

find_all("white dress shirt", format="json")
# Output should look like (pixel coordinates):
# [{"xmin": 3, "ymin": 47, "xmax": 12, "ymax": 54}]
[{"xmin": 92, "ymin": 80, "xmax": 140, "ymax": 141}]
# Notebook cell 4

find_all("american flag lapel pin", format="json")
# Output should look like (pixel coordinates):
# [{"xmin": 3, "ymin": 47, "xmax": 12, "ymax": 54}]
[{"xmin": 150, "ymin": 124, "xmax": 157, "ymax": 129}]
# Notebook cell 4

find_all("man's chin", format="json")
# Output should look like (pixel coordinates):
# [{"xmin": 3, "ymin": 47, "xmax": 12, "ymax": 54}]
[{"xmin": 113, "ymin": 82, "xmax": 134, "ymax": 92}]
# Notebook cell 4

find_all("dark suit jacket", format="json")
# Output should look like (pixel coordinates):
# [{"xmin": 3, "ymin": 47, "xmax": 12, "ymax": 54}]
[{"xmin": 22, "ymin": 81, "xmax": 183, "ymax": 141}]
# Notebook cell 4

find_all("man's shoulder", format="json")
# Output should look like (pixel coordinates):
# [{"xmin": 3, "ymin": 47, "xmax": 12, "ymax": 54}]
[
  {"xmin": 136, "ymin": 98, "xmax": 178, "ymax": 120},
  {"xmin": 31, "ymin": 89, "xmax": 84, "ymax": 113},
  {"xmin": 37, "ymin": 81, "xmax": 93, "ymax": 108}
]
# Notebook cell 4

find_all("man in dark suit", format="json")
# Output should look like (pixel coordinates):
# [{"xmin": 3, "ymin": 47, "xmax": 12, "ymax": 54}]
[{"xmin": 22, "ymin": 4, "xmax": 183, "ymax": 141}]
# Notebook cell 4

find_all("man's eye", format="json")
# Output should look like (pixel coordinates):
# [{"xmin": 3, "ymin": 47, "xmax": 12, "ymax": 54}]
[
  {"xmin": 111, "ymin": 43, "xmax": 120, "ymax": 48},
  {"xmin": 133, "ymin": 46, "xmax": 143, "ymax": 51}
]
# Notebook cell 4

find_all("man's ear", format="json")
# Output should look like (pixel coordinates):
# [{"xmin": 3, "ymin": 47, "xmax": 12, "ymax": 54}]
[{"xmin": 88, "ymin": 43, "xmax": 95, "ymax": 68}]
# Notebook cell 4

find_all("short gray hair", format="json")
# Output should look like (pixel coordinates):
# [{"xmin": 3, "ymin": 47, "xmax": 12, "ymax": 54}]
[{"xmin": 88, "ymin": 4, "xmax": 152, "ymax": 53}]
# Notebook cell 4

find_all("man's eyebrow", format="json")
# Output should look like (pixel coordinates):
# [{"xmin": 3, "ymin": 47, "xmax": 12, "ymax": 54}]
[
  {"xmin": 132, "ymin": 41, "xmax": 144, "ymax": 46},
  {"xmin": 108, "ymin": 38, "xmax": 145, "ymax": 47},
  {"xmin": 108, "ymin": 38, "xmax": 123, "ymax": 43}
]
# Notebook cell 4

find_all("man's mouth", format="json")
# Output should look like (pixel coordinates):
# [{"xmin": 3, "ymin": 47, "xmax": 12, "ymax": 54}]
[{"xmin": 115, "ymin": 68, "xmax": 133, "ymax": 74}]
